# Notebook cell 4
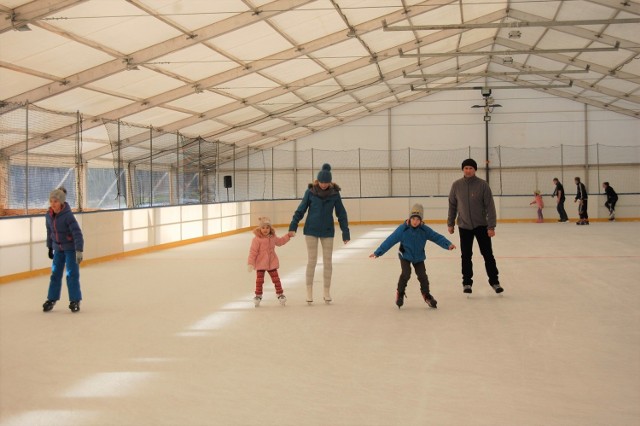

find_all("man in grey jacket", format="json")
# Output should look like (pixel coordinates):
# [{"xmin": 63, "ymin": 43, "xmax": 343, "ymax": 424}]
[{"xmin": 447, "ymin": 159, "xmax": 503, "ymax": 294}]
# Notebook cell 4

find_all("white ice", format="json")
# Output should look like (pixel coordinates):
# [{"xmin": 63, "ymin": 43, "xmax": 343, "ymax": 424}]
[{"xmin": 1, "ymin": 223, "xmax": 639, "ymax": 426}]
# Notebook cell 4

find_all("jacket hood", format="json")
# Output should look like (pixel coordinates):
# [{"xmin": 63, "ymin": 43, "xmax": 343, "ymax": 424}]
[{"xmin": 253, "ymin": 226, "xmax": 277, "ymax": 238}]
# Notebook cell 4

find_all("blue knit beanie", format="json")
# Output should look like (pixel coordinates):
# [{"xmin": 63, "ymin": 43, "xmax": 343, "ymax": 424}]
[{"xmin": 317, "ymin": 163, "xmax": 332, "ymax": 183}]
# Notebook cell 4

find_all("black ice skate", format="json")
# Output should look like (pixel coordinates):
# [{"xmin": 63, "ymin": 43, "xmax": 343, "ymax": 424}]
[
  {"xmin": 69, "ymin": 301, "xmax": 80, "ymax": 313},
  {"xmin": 423, "ymin": 293, "xmax": 438, "ymax": 309},
  {"xmin": 491, "ymin": 284, "xmax": 504, "ymax": 294},
  {"xmin": 463, "ymin": 285, "xmax": 472, "ymax": 294},
  {"xmin": 395, "ymin": 291, "xmax": 406, "ymax": 308},
  {"xmin": 42, "ymin": 300, "xmax": 56, "ymax": 312}
]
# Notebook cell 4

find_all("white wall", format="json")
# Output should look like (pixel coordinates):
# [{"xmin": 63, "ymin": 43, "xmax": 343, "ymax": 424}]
[{"xmin": 290, "ymin": 88, "xmax": 640, "ymax": 151}]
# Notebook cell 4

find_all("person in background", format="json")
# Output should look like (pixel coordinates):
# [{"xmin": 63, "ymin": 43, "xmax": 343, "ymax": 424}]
[
  {"xmin": 552, "ymin": 178, "xmax": 569, "ymax": 223},
  {"xmin": 447, "ymin": 159, "xmax": 503, "ymax": 295},
  {"xmin": 247, "ymin": 216, "xmax": 291, "ymax": 307},
  {"xmin": 602, "ymin": 182, "xmax": 618, "ymax": 221},
  {"xmin": 43, "ymin": 187, "xmax": 84, "ymax": 313},
  {"xmin": 289, "ymin": 163, "xmax": 350, "ymax": 305},
  {"xmin": 529, "ymin": 190, "xmax": 545, "ymax": 223},
  {"xmin": 370, "ymin": 203, "xmax": 455, "ymax": 309},
  {"xmin": 574, "ymin": 177, "xmax": 589, "ymax": 225}
]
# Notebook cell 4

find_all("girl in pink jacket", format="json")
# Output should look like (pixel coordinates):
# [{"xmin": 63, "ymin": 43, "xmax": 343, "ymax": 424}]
[
  {"xmin": 248, "ymin": 217, "xmax": 291, "ymax": 307},
  {"xmin": 529, "ymin": 190, "xmax": 545, "ymax": 223}
]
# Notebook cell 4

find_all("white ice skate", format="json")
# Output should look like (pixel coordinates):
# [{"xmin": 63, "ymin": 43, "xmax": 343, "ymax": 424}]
[
  {"xmin": 278, "ymin": 294, "xmax": 287, "ymax": 306},
  {"xmin": 253, "ymin": 295, "xmax": 262, "ymax": 307}
]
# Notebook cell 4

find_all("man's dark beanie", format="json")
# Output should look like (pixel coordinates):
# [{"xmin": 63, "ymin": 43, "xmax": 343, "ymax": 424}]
[{"xmin": 461, "ymin": 158, "xmax": 478, "ymax": 170}]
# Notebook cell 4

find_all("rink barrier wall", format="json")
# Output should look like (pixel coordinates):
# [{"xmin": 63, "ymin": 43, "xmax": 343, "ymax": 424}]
[{"xmin": 1, "ymin": 195, "xmax": 638, "ymax": 283}]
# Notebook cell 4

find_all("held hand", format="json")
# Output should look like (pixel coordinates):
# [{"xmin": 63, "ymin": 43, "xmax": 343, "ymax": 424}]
[
  {"xmin": 448, "ymin": 226, "xmax": 455, "ymax": 235},
  {"xmin": 369, "ymin": 253, "xmax": 378, "ymax": 259},
  {"xmin": 76, "ymin": 251, "xmax": 83, "ymax": 264},
  {"xmin": 487, "ymin": 229, "xmax": 496, "ymax": 238},
  {"xmin": 48, "ymin": 248, "xmax": 53, "ymax": 259},
  {"xmin": 288, "ymin": 231, "xmax": 296, "ymax": 237},
  {"xmin": 343, "ymin": 240, "xmax": 349, "ymax": 245},
  {"xmin": 448, "ymin": 244, "xmax": 456, "ymax": 251}
]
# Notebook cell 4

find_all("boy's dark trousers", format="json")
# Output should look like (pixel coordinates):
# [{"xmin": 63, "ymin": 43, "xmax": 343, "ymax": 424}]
[
  {"xmin": 605, "ymin": 199, "xmax": 617, "ymax": 213},
  {"xmin": 578, "ymin": 199, "xmax": 589, "ymax": 220},
  {"xmin": 397, "ymin": 258, "xmax": 430, "ymax": 295},
  {"xmin": 459, "ymin": 226, "xmax": 499, "ymax": 286}
]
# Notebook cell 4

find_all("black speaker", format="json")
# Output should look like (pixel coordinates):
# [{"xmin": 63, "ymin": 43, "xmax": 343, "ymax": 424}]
[{"xmin": 223, "ymin": 175, "xmax": 232, "ymax": 189}]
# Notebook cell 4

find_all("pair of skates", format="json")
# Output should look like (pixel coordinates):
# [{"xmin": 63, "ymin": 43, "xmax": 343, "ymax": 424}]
[
  {"xmin": 253, "ymin": 294, "xmax": 286, "ymax": 307},
  {"xmin": 395, "ymin": 292, "xmax": 437, "ymax": 309}
]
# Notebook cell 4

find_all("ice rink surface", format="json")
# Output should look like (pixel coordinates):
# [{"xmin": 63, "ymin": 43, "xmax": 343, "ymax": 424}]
[{"xmin": 1, "ymin": 222, "xmax": 639, "ymax": 426}]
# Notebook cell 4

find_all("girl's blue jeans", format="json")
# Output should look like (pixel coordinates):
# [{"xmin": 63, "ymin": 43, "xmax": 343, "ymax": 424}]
[{"xmin": 47, "ymin": 250, "xmax": 82, "ymax": 302}]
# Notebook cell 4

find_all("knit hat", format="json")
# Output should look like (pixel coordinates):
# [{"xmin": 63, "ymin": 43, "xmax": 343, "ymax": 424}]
[
  {"xmin": 258, "ymin": 216, "xmax": 271, "ymax": 227},
  {"xmin": 49, "ymin": 187, "xmax": 67, "ymax": 204},
  {"xmin": 461, "ymin": 158, "xmax": 478, "ymax": 170},
  {"xmin": 409, "ymin": 203, "xmax": 424, "ymax": 220},
  {"xmin": 317, "ymin": 163, "xmax": 332, "ymax": 183}
]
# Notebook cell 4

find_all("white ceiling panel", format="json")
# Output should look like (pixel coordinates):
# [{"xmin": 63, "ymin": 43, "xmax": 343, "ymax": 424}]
[
  {"xmin": 269, "ymin": 0, "xmax": 346, "ymax": 45},
  {"xmin": 339, "ymin": 0, "xmax": 397, "ymax": 26},
  {"xmin": 216, "ymin": 106, "xmax": 264, "ymax": 125},
  {"xmin": 1, "ymin": 26, "xmax": 113, "ymax": 77},
  {"xmin": 178, "ymin": 120, "xmax": 227, "ymax": 137},
  {"xmin": 122, "ymin": 106, "xmax": 191, "ymax": 127},
  {"xmin": 90, "ymin": 68, "xmax": 185, "ymax": 99},
  {"xmin": 256, "ymin": 92, "xmax": 305, "ymax": 113},
  {"xmin": 0, "ymin": 68, "xmax": 50, "ymax": 99},
  {"xmin": 150, "ymin": 44, "xmax": 238, "ymax": 81},
  {"xmin": 213, "ymin": 73, "xmax": 280, "ymax": 99},
  {"xmin": 211, "ymin": 21, "xmax": 293, "ymax": 61},
  {"xmin": 48, "ymin": 0, "xmax": 182, "ymax": 54},
  {"xmin": 259, "ymin": 57, "xmax": 328, "ymax": 84},
  {"xmin": 312, "ymin": 39, "xmax": 370, "ymax": 68},
  {"xmin": 166, "ymin": 92, "xmax": 235, "ymax": 114},
  {"xmin": 142, "ymin": 0, "xmax": 250, "ymax": 31},
  {"xmin": 35, "ymin": 88, "xmax": 133, "ymax": 116}
]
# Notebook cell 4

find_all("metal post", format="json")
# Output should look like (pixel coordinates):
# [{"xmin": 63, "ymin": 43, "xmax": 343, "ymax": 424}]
[
  {"xmin": 149, "ymin": 127, "xmax": 153, "ymax": 206},
  {"xmin": 358, "ymin": 148, "xmax": 362, "ymax": 197},
  {"xmin": 25, "ymin": 103, "xmax": 29, "ymax": 214},
  {"xmin": 485, "ymin": 113, "xmax": 490, "ymax": 185}
]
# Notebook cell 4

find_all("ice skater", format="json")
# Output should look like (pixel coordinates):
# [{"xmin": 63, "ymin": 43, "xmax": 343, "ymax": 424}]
[
  {"xmin": 574, "ymin": 177, "xmax": 589, "ymax": 225},
  {"xmin": 602, "ymin": 182, "xmax": 618, "ymax": 221},
  {"xmin": 447, "ymin": 159, "xmax": 503, "ymax": 295},
  {"xmin": 247, "ymin": 216, "xmax": 291, "ymax": 307},
  {"xmin": 43, "ymin": 187, "xmax": 84, "ymax": 313},
  {"xmin": 370, "ymin": 204, "xmax": 455, "ymax": 309},
  {"xmin": 288, "ymin": 163, "xmax": 350, "ymax": 304},
  {"xmin": 552, "ymin": 178, "xmax": 569, "ymax": 222},
  {"xmin": 529, "ymin": 190, "xmax": 544, "ymax": 223}
]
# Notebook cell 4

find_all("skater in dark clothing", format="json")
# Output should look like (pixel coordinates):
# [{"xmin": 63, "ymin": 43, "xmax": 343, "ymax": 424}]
[
  {"xmin": 602, "ymin": 182, "xmax": 618, "ymax": 221},
  {"xmin": 447, "ymin": 159, "xmax": 503, "ymax": 295},
  {"xmin": 43, "ymin": 187, "xmax": 84, "ymax": 313},
  {"xmin": 552, "ymin": 178, "xmax": 569, "ymax": 222},
  {"xmin": 370, "ymin": 204, "xmax": 455, "ymax": 309},
  {"xmin": 574, "ymin": 177, "xmax": 589, "ymax": 225}
]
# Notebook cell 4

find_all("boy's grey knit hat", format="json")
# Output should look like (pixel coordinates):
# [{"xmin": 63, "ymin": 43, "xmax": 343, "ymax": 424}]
[
  {"xmin": 49, "ymin": 187, "xmax": 67, "ymax": 204},
  {"xmin": 409, "ymin": 203, "xmax": 424, "ymax": 220}
]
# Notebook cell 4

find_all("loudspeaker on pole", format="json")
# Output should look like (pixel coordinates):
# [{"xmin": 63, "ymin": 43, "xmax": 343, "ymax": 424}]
[{"xmin": 223, "ymin": 175, "xmax": 232, "ymax": 189}]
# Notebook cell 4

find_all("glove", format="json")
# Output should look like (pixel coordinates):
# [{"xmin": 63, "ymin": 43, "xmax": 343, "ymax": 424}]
[
  {"xmin": 247, "ymin": 265, "xmax": 254, "ymax": 272},
  {"xmin": 48, "ymin": 248, "xmax": 53, "ymax": 259},
  {"xmin": 76, "ymin": 251, "xmax": 83, "ymax": 264}
]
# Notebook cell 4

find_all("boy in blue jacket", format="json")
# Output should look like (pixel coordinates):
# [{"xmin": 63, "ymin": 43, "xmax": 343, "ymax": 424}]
[
  {"xmin": 370, "ymin": 204, "xmax": 455, "ymax": 309},
  {"xmin": 43, "ymin": 187, "xmax": 84, "ymax": 313}
]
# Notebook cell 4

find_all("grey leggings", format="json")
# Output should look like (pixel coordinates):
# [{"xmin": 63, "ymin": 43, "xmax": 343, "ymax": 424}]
[{"xmin": 305, "ymin": 236, "xmax": 334, "ymax": 300}]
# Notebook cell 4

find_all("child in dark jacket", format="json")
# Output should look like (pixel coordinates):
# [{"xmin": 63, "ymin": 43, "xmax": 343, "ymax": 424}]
[
  {"xmin": 370, "ymin": 204, "xmax": 456, "ymax": 309},
  {"xmin": 43, "ymin": 187, "xmax": 84, "ymax": 313}
]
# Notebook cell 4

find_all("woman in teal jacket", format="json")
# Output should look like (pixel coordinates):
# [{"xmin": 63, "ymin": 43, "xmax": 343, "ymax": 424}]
[{"xmin": 289, "ymin": 164, "xmax": 350, "ymax": 304}]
